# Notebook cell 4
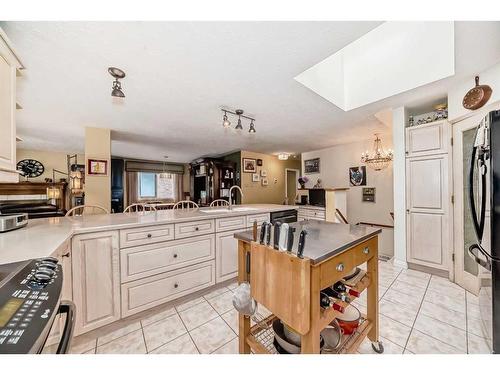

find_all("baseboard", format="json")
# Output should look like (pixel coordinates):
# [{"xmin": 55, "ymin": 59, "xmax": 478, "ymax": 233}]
[
  {"xmin": 392, "ymin": 258, "xmax": 408, "ymax": 269},
  {"xmin": 408, "ymin": 262, "xmax": 449, "ymax": 278}
]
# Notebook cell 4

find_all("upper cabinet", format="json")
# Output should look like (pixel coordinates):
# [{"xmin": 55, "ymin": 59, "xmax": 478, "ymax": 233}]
[
  {"xmin": 0, "ymin": 28, "xmax": 24, "ymax": 182},
  {"xmin": 405, "ymin": 120, "xmax": 450, "ymax": 158}
]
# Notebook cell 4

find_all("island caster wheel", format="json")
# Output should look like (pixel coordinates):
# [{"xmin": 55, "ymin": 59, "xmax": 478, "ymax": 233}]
[{"xmin": 371, "ymin": 341, "xmax": 384, "ymax": 354}]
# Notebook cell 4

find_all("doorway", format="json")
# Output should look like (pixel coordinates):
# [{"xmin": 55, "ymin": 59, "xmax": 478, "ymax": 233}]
[
  {"xmin": 452, "ymin": 108, "xmax": 498, "ymax": 293},
  {"xmin": 285, "ymin": 168, "xmax": 300, "ymax": 205}
]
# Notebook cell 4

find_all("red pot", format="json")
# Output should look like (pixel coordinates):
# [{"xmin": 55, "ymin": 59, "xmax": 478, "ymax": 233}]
[{"xmin": 336, "ymin": 304, "xmax": 361, "ymax": 335}]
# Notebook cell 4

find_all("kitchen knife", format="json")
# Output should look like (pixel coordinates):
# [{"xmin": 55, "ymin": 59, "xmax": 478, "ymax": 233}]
[
  {"xmin": 286, "ymin": 226, "xmax": 295, "ymax": 252},
  {"xmin": 297, "ymin": 229, "xmax": 307, "ymax": 258},
  {"xmin": 273, "ymin": 221, "xmax": 281, "ymax": 249},
  {"xmin": 278, "ymin": 223, "xmax": 289, "ymax": 251},
  {"xmin": 265, "ymin": 222, "xmax": 272, "ymax": 246},
  {"xmin": 259, "ymin": 222, "xmax": 267, "ymax": 244}
]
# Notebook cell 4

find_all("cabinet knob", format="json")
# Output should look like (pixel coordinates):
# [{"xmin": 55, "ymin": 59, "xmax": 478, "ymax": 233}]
[
  {"xmin": 336, "ymin": 263, "xmax": 345, "ymax": 272},
  {"xmin": 174, "ymin": 283, "xmax": 179, "ymax": 288},
  {"xmin": 147, "ymin": 233, "xmax": 152, "ymax": 238},
  {"xmin": 363, "ymin": 247, "xmax": 370, "ymax": 255},
  {"xmin": 173, "ymin": 254, "xmax": 178, "ymax": 258},
  {"xmin": 195, "ymin": 227, "xmax": 199, "ymax": 231}
]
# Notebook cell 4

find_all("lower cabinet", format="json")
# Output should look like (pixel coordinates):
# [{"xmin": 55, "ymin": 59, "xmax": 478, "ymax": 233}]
[
  {"xmin": 121, "ymin": 260, "xmax": 215, "ymax": 317},
  {"xmin": 216, "ymin": 228, "xmax": 244, "ymax": 283},
  {"xmin": 71, "ymin": 231, "xmax": 121, "ymax": 335}
]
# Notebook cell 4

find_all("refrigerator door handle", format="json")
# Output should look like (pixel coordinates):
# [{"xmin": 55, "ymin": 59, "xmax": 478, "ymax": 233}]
[
  {"xmin": 468, "ymin": 141, "xmax": 487, "ymax": 243},
  {"xmin": 468, "ymin": 243, "xmax": 494, "ymax": 271}
]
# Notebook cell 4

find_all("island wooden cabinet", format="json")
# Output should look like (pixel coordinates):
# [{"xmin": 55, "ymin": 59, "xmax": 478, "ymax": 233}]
[
  {"xmin": 216, "ymin": 229, "xmax": 242, "ymax": 282},
  {"xmin": 71, "ymin": 231, "xmax": 121, "ymax": 335}
]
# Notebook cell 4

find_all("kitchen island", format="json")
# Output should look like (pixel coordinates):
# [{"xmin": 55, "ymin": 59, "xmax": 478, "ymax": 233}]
[
  {"xmin": 235, "ymin": 220, "xmax": 382, "ymax": 354},
  {"xmin": 0, "ymin": 204, "xmax": 292, "ymax": 337}
]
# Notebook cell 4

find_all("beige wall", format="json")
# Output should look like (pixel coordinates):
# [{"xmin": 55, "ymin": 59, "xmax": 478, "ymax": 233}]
[
  {"xmin": 84, "ymin": 127, "xmax": 111, "ymax": 212},
  {"xmin": 240, "ymin": 150, "xmax": 301, "ymax": 204},
  {"xmin": 16, "ymin": 149, "xmax": 84, "ymax": 182},
  {"xmin": 301, "ymin": 138, "xmax": 394, "ymax": 256}
]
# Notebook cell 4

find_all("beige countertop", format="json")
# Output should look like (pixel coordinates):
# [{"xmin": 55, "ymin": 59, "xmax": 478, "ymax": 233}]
[{"xmin": 0, "ymin": 204, "xmax": 293, "ymax": 265}]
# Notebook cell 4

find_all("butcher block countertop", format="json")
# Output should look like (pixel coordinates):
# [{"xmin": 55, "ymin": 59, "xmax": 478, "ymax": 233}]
[
  {"xmin": 0, "ymin": 204, "xmax": 292, "ymax": 265},
  {"xmin": 235, "ymin": 220, "xmax": 381, "ymax": 264}
]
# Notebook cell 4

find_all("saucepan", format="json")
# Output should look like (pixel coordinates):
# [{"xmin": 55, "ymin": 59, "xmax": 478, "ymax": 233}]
[{"xmin": 336, "ymin": 304, "xmax": 361, "ymax": 335}]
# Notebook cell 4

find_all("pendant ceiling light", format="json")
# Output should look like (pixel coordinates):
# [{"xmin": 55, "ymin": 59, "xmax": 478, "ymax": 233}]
[
  {"xmin": 108, "ymin": 67, "xmax": 126, "ymax": 98},
  {"xmin": 220, "ymin": 108, "xmax": 256, "ymax": 133},
  {"xmin": 361, "ymin": 134, "xmax": 393, "ymax": 171}
]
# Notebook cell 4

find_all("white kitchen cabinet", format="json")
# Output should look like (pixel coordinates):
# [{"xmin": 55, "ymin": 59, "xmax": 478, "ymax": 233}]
[
  {"xmin": 216, "ymin": 215, "xmax": 247, "ymax": 232},
  {"xmin": 406, "ymin": 151, "xmax": 452, "ymax": 271},
  {"xmin": 120, "ymin": 223, "xmax": 175, "ymax": 248},
  {"xmin": 174, "ymin": 219, "xmax": 215, "ymax": 239},
  {"xmin": 216, "ymin": 227, "xmax": 246, "ymax": 282},
  {"xmin": 0, "ymin": 30, "xmax": 22, "ymax": 183},
  {"xmin": 405, "ymin": 120, "xmax": 450, "ymax": 158},
  {"xmin": 71, "ymin": 231, "xmax": 120, "ymax": 335},
  {"xmin": 246, "ymin": 213, "xmax": 269, "ymax": 228}
]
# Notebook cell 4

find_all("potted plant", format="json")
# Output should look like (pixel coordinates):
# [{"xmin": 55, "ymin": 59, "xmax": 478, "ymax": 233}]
[{"xmin": 298, "ymin": 176, "xmax": 309, "ymax": 189}]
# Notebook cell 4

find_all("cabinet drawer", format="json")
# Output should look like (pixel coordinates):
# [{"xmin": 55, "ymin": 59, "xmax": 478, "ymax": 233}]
[
  {"xmin": 216, "ymin": 215, "xmax": 246, "ymax": 232},
  {"xmin": 120, "ymin": 224, "xmax": 175, "ymax": 248},
  {"xmin": 246, "ymin": 213, "xmax": 269, "ymax": 228},
  {"xmin": 120, "ymin": 234, "xmax": 215, "ymax": 282},
  {"xmin": 175, "ymin": 219, "xmax": 214, "ymax": 239},
  {"xmin": 121, "ymin": 261, "xmax": 215, "ymax": 317}
]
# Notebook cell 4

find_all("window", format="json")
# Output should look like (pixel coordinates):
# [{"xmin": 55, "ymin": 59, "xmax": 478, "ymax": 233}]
[{"xmin": 138, "ymin": 172, "xmax": 177, "ymax": 200}]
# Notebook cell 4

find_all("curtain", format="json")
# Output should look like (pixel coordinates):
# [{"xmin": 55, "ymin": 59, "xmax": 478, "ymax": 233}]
[
  {"xmin": 126, "ymin": 172, "xmax": 138, "ymax": 205},
  {"xmin": 176, "ymin": 174, "xmax": 183, "ymax": 201}
]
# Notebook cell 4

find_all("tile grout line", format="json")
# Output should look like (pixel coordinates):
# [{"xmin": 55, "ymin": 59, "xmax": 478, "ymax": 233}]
[
  {"xmin": 401, "ymin": 272, "xmax": 432, "ymax": 351},
  {"xmin": 139, "ymin": 320, "xmax": 149, "ymax": 354}
]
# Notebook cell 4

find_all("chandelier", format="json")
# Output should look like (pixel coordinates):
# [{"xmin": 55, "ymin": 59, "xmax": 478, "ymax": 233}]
[{"xmin": 361, "ymin": 134, "xmax": 393, "ymax": 171}]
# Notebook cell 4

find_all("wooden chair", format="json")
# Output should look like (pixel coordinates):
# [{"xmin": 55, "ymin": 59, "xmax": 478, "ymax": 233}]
[
  {"xmin": 65, "ymin": 205, "xmax": 109, "ymax": 217},
  {"xmin": 172, "ymin": 200, "xmax": 199, "ymax": 210},
  {"xmin": 123, "ymin": 203, "xmax": 157, "ymax": 213},
  {"xmin": 210, "ymin": 199, "xmax": 229, "ymax": 207},
  {"xmin": 153, "ymin": 203, "xmax": 175, "ymax": 210}
]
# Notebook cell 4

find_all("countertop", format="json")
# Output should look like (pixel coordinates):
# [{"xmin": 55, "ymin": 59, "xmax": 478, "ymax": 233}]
[
  {"xmin": 234, "ymin": 220, "xmax": 381, "ymax": 264},
  {"xmin": 0, "ymin": 204, "xmax": 293, "ymax": 265}
]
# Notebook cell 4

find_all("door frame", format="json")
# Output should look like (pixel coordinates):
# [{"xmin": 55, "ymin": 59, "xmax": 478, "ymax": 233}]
[{"xmin": 284, "ymin": 168, "xmax": 300, "ymax": 205}]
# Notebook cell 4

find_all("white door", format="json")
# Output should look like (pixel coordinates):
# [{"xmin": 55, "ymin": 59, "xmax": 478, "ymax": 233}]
[
  {"xmin": 452, "ymin": 109, "xmax": 498, "ymax": 293},
  {"xmin": 406, "ymin": 154, "xmax": 451, "ymax": 271}
]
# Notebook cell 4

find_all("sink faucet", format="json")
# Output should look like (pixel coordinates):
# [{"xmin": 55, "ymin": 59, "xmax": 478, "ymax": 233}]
[{"xmin": 229, "ymin": 185, "xmax": 244, "ymax": 210}]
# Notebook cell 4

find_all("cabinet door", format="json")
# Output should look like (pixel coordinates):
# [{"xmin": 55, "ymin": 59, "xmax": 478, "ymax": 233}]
[
  {"xmin": 72, "ymin": 231, "xmax": 120, "ymax": 335},
  {"xmin": 406, "ymin": 121, "xmax": 449, "ymax": 158},
  {"xmin": 216, "ymin": 229, "xmax": 243, "ymax": 282},
  {"xmin": 0, "ymin": 54, "xmax": 17, "ymax": 182},
  {"xmin": 406, "ymin": 154, "xmax": 450, "ymax": 270}
]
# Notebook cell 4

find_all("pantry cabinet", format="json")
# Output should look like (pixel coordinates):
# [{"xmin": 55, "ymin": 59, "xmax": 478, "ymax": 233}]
[
  {"xmin": 71, "ymin": 231, "xmax": 121, "ymax": 335},
  {"xmin": 0, "ymin": 30, "xmax": 23, "ymax": 183},
  {"xmin": 405, "ymin": 121, "xmax": 452, "ymax": 273}
]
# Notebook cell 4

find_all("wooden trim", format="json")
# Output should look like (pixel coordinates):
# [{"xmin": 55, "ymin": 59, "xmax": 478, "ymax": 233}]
[
  {"xmin": 357, "ymin": 221, "xmax": 394, "ymax": 229},
  {"xmin": 336, "ymin": 209, "xmax": 349, "ymax": 224}
]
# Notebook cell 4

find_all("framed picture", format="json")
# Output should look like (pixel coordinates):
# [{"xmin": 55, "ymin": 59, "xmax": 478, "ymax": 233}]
[
  {"xmin": 260, "ymin": 170, "xmax": 267, "ymax": 177},
  {"xmin": 252, "ymin": 173, "xmax": 260, "ymax": 182},
  {"xmin": 362, "ymin": 187, "xmax": 376, "ymax": 202},
  {"xmin": 349, "ymin": 166, "xmax": 366, "ymax": 186},
  {"xmin": 256, "ymin": 159, "xmax": 263, "ymax": 166},
  {"xmin": 304, "ymin": 158, "xmax": 320, "ymax": 174},
  {"xmin": 87, "ymin": 158, "xmax": 108, "ymax": 176},
  {"xmin": 243, "ymin": 158, "xmax": 257, "ymax": 173},
  {"xmin": 261, "ymin": 178, "xmax": 268, "ymax": 186}
]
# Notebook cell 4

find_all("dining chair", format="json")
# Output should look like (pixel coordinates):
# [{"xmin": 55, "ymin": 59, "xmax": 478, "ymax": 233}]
[
  {"xmin": 123, "ymin": 203, "xmax": 157, "ymax": 213},
  {"xmin": 172, "ymin": 200, "xmax": 199, "ymax": 210},
  {"xmin": 65, "ymin": 205, "xmax": 109, "ymax": 217},
  {"xmin": 209, "ymin": 199, "xmax": 229, "ymax": 207}
]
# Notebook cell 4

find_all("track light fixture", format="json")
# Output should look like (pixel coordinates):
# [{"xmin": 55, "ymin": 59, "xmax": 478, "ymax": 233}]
[
  {"xmin": 108, "ymin": 67, "xmax": 126, "ymax": 98},
  {"xmin": 220, "ymin": 108, "xmax": 256, "ymax": 133}
]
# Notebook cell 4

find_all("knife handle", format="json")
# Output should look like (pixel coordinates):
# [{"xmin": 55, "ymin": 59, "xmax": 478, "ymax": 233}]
[
  {"xmin": 273, "ymin": 221, "xmax": 281, "ymax": 250},
  {"xmin": 286, "ymin": 227, "xmax": 295, "ymax": 251},
  {"xmin": 259, "ymin": 222, "xmax": 267, "ymax": 244},
  {"xmin": 265, "ymin": 223, "xmax": 272, "ymax": 246},
  {"xmin": 297, "ymin": 229, "xmax": 307, "ymax": 258}
]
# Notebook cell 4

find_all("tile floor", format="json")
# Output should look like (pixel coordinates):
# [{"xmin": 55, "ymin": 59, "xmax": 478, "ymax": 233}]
[{"xmin": 43, "ymin": 260, "xmax": 491, "ymax": 354}]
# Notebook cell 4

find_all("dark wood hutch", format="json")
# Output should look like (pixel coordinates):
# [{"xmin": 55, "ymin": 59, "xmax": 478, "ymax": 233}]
[{"xmin": 189, "ymin": 158, "xmax": 236, "ymax": 206}]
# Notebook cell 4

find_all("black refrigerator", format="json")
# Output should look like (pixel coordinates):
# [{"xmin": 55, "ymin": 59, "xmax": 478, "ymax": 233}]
[{"xmin": 468, "ymin": 110, "xmax": 500, "ymax": 353}]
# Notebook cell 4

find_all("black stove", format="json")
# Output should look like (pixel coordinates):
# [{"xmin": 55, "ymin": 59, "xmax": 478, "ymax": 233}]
[{"xmin": 0, "ymin": 258, "xmax": 74, "ymax": 354}]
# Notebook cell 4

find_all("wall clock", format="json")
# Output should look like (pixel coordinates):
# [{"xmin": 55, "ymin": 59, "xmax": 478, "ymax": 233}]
[{"xmin": 16, "ymin": 159, "xmax": 45, "ymax": 178}]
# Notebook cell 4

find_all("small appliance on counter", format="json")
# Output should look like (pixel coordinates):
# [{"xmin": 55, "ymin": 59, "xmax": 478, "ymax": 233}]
[
  {"xmin": 0, "ymin": 258, "xmax": 75, "ymax": 353},
  {"xmin": 0, "ymin": 213, "xmax": 28, "ymax": 233}
]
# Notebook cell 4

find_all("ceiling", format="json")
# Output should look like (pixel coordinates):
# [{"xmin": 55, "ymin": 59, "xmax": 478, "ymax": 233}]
[{"xmin": 3, "ymin": 21, "xmax": 500, "ymax": 163}]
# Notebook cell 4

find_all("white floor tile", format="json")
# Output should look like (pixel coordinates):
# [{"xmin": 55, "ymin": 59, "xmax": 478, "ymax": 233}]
[
  {"xmin": 97, "ymin": 322, "xmax": 142, "ymax": 346},
  {"xmin": 382, "ymin": 288, "xmax": 422, "ymax": 311},
  {"xmin": 179, "ymin": 301, "xmax": 219, "ymax": 331},
  {"xmin": 414, "ymin": 314, "xmax": 467, "ymax": 352},
  {"xmin": 97, "ymin": 330, "xmax": 147, "ymax": 354},
  {"xmin": 190, "ymin": 317, "xmax": 236, "ymax": 354},
  {"xmin": 406, "ymin": 329, "xmax": 463, "ymax": 354},
  {"xmin": 424, "ymin": 289, "xmax": 465, "ymax": 313},
  {"xmin": 380, "ymin": 299, "xmax": 418, "ymax": 327},
  {"xmin": 141, "ymin": 307, "xmax": 177, "ymax": 327},
  {"xmin": 206, "ymin": 290, "xmax": 235, "ymax": 315},
  {"xmin": 212, "ymin": 337, "xmax": 239, "ymax": 354},
  {"xmin": 143, "ymin": 314, "xmax": 187, "ymax": 352},
  {"xmin": 419, "ymin": 300, "xmax": 466, "ymax": 331},
  {"xmin": 468, "ymin": 333, "xmax": 492, "ymax": 354},
  {"xmin": 149, "ymin": 333, "xmax": 199, "ymax": 354},
  {"xmin": 69, "ymin": 337, "xmax": 97, "ymax": 354},
  {"xmin": 379, "ymin": 315, "xmax": 412, "ymax": 347},
  {"xmin": 203, "ymin": 287, "xmax": 230, "ymax": 300},
  {"xmin": 176, "ymin": 297, "xmax": 205, "ymax": 313}
]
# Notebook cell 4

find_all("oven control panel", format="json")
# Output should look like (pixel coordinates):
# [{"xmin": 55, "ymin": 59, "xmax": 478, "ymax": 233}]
[{"xmin": 0, "ymin": 258, "xmax": 63, "ymax": 354}]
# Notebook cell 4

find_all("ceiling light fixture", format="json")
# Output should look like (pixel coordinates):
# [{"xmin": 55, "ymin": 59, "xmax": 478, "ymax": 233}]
[
  {"xmin": 278, "ymin": 153, "xmax": 289, "ymax": 160},
  {"xmin": 361, "ymin": 134, "xmax": 393, "ymax": 171},
  {"xmin": 108, "ymin": 67, "xmax": 126, "ymax": 98},
  {"xmin": 220, "ymin": 108, "xmax": 256, "ymax": 133}
]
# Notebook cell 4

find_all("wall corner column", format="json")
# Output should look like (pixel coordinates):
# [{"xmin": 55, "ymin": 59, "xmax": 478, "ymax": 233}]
[{"xmin": 84, "ymin": 127, "xmax": 111, "ymax": 212}]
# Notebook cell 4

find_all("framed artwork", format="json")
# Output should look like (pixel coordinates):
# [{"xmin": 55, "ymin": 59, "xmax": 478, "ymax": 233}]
[
  {"xmin": 261, "ymin": 178, "xmax": 268, "ymax": 186},
  {"xmin": 87, "ymin": 158, "xmax": 108, "ymax": 176},
  {"xmin": 260, "ymin": 170, "xmax": 267, "ymax": 177},
  {"xmin": 256, "ymin": 159, "xmax": 263, "ymax": 166},
  {"xmin": 349, "ymin": 166, "xmax": 366, "ymax": 186},
  {"xmin": 362, "ymin": 187, "xmax": 376, "ymax": 202},
  {"xmin": 252, "ymin": 173, "xmax": 260, "ymax": 182},
  {"xmin": 243, "ymin": 158, "xmax": 257, "ymax": 173},
  {"xmin": 304, "ymin": 158, "xmax": 320, "ymax": 174}
]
